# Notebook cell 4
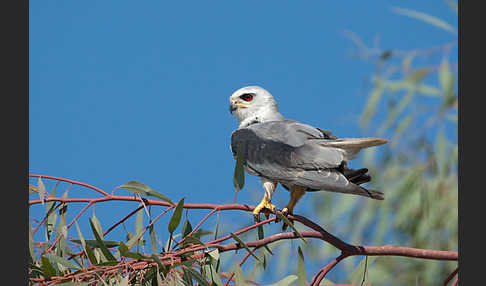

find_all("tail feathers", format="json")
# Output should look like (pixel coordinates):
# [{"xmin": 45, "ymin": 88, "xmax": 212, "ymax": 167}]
[
  {"xmin": 359, "ymin": 186, "xmax": 384, "ymax": 200},
  {"xmin": 318, "ymin": 137, "xmax": 388, "ymax": 149},
  {"xmin": 342, "ymin": 167, "xmax": 371, "ymax": 185},
  {"xmin": 317, "ymin": 137, "xmax": 388, "ymax": 160},
  {"xmin": 291, "ymin": 170, "xmax": 384, "ymax": 200}
]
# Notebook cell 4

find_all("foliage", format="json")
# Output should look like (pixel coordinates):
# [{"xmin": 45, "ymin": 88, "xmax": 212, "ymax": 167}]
[
  {"xmin": 307, "ymin": 2, "xmax": 458, "ymax": 285},
  {"xmin": 28, "ymin": 2, "xmax": 458, "ymax": 286}
]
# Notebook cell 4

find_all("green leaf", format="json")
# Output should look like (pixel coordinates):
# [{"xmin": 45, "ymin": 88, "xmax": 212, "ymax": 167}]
[
  {"xmin": 439, "ymin": 59, "xmax": 456, "ymax": 111},
  {"xmin": 151, "ymin": 254, "xmax": 168, "ymax": 274},
  {"xmin": 392, "ymin": 7, "xmax": 457, "ymax": 35},
  {"xmin": 233, "ymin": 143, "xmax": 245, "ymax": 191},
  {"xmin": 181, "ymin": 265, "xmax": 211, "ymax": 286},
  {"xmin": 182, "ymin": 266, "xmax": 194, "ymax": 286},
  {"xmin": 136, "ymin": 206, "xmax": 145, "ymax": 246},
  {"xmin": 361, "ymin": 80, "xmax": 384, "ymax": 129},
  {"xmin": 45, "ymin": 253, "xmax": 80, "ymax": 270},
  {"xmin": 275, "ymin": 213, "xmax": 306, "ymax": 244},
  {"xmin": 230, "ymin": 232, "xmax": 260, "ymax": 262},
  {"xmin": 209, "ymin": 263, "xmax": 223, "ymax": 286},
  {"xmin": 405, "ymin": 68, "xmax": 430, "ymax": 84},
  {"xmin": 184, "ymin": 235, "xmax": 207, "ymax": 248},
  {"xmin": 56, "ymin": 193, "xmax": 68, "ymax": 256},
  {"xmin": 37, "ymin": 177, "xmax": 47, "ymax": 205},
  {"xmin": 377, "ymin": 90, "xmax": 414, "ymax": 135},
  {"xmin": 233, "ymin": 264, "xmax": 246, "ymax": 286},
  {"xmin": 445, "ymin": 0, "xmax": 458, "ymax": 14},
  {"xmin": 297, "ymin": 247, "xmax": 306, "ymax": 286},
  {"xmin": 119, "ymin": 181, "xmax": 173, "ymax": 204},
  {"xmin": 89, "ymin": 218, "xmax": 117, "ymax": 262},
  {"xmin": 193, "ymin": 229, "xmax": 213, "ymax": 239},
  {"xmin": 91, "ymin": 212, "xmax": 104, "ymax": 239},
  {"xmin": 74, "ymin": 221, "xmax": 93, "ymax": 265},
  {"xmin": 391, "ymin": 115, "xmax": 413, "ymax": 148},
  {"xmin": 85, "ymin": 244, "xmax": 98, "ymax": 265},
  {"xmin": 118, "ymin": 241, "xmax": 147, "ymax": 260},
  {"xmin": 181, "ymin": 218, "xmax": 193, "ymax": 238},
  {"xmin": 436, "ymin": 128, "xmax": 448, "ymax": 177},
  {"xmin": 29, "ymin": 184, "xmax": 38, "ymax": 195},
  {"xmin": 149, "ymin": 224, "xmax": 157, "ymax": 254},
  {"xmin": 29, "ymin": 223, "xmax": 35, "ymax": 263},
  {"xmin": 349, "ymin": 256, "xmax": 377, "ymax": 285},
  {"xmin": 265, "ymin": 275, "xmax": 298, "ymax": 286},
  {"xmin": 40, "ymin": 255, "xmax": 57, "ymax": 279},
  {"xmin": 44, "ymin": 183, "xmax": 58, "ymax": 241},
  {"xmin": 71, "ymin": 239, "xmax": 120, "ymax": 248},
  {"xmin": 168, "ymin": 198, "xmax": 185, "ymax": 235},
  {"xmin": 256, "ymin": 225, "xmax": 273, "ymax": 255}
]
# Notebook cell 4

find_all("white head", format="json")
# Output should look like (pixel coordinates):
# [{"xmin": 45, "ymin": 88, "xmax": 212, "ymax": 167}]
[{"xmin": 229, "ymin": 86, "xmax": 284, "ymax": 128}]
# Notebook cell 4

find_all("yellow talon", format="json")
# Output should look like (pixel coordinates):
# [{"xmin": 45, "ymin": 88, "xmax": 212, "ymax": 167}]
[{"xmin": 253, "ymin": 197, "xmax": 276, "ymax": 216}]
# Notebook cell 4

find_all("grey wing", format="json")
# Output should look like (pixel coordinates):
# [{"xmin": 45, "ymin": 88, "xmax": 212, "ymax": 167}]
[
  {"xmin": 230, "ymin": 121, "xmax": 346, "ymax": 180},
  {"xmin": 231, "ymin": 121, "xmax": 386, "ymax": 200}
]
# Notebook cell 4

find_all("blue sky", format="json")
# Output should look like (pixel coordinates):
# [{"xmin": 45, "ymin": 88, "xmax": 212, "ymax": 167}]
[{"xmin": 29, "ymin": 0, "xmax": 457, "ymax": 283}]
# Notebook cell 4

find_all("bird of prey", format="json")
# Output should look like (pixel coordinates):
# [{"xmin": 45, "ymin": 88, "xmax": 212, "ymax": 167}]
[{"xmin": 229, "ymin": 86, "xmax": 388, "ymax": 221}]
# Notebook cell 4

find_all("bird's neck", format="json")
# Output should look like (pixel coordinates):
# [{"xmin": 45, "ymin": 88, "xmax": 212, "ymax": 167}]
[{"xmin": 238, "ymin": 109, "xmax": 284, "ymax": 128}]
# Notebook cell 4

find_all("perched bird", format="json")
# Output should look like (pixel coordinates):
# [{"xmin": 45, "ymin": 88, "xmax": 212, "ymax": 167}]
[{"xmin": 229, "ymin": 86, "xmax": 388, "ymax": 222}]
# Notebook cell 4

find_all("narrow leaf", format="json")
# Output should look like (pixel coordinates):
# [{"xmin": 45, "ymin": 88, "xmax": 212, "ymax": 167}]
[
  {"xmin": 135, "ymin": 206, "xmax": 144, "ymax": 246},
  {"xmin": 266, "ymin": 275, "xmax": 298, "ymax": 286},
  {"xmin": 89, "ymin": 218, "xmax": 117, "ymax": 261},
  {"xmin": 181, "ymin": 219, "xmax": 193, "ymax": 238},
  {"xmin": 297, "ymin": 247, "xmax": 306, "ymax": 286},
  {"xmin": 71, "ymin": 239, "xmax": 120, "ymax": 248},
  {"xmin": 233, "ymin": 143, "xmax": 245, "ymax": 191},
  {"xmin": 361, "ymin": 81, "xmax": 384, "ymax": 129},
  {"xmin": 149, "ymin": 224, "xmax": 157, "ymax": 254},
  {"xmin": 45, "ymin": 253, "xmax": 79, "ymax": 270},
  {"xmin": 40, "ymin": 255, "xmax": 57, "ymax": 279},
  {"xmin": 37, "ymin": 177, "xmax": 47, "ymax": 205},
  {"xmin": 182, "ymin": 265, "xmax": 211, "ymax": 286},
  {"xmin": 119, "ymin": 181, "xmax": 173, "ymax": 204},
  {"xmin": 168, "ymin": 198, "xmax": 185, "ymax": 234},
  {"xmin": 233, "ymin": 264, "xmax": 246, "ymax": 286},
  {"xmin": 257, "ymin": 225, "xmax": 273, "ymax": 255},
  {"xmin": 85, "ymin": 244, "xmax": 98, "ymax": 265},
  {"xmin": 276, "ymin": 213, "xmax": 306, "ymax": 244},
  {"xmin": 230, "ymin": 232, "xmax": 260, "ymax": 262},
  {"xmin": 29, "ymin": 223, "xmax": 35, "ymax": 263},
  {"xmin": 392, "ymin": 7, "xmax": 457, "ymax": 35}
]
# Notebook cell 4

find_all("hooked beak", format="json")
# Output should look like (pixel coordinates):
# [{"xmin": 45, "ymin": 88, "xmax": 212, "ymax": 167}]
[{"xmin": 229, "ymin": 101, "xmax": 249, "ymax": 114}]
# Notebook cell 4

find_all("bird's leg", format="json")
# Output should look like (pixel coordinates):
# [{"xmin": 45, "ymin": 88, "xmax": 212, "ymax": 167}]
[
  {"xmin": 253, "ymin": 179, "xmax": 277, "ymax": 221},
  {"xmin": 281, "ymin": 186, "xmax": 306, "ymax": 231}
]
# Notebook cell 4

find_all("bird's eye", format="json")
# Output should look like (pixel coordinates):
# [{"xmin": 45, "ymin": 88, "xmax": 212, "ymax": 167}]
[{"xmin": 240, "ymin": 93, "xmax": 254, "ymax": 102}]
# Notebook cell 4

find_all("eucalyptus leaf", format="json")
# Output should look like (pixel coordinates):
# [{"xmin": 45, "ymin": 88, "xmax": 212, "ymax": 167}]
[
  {"xmin": 89, "ymin": 218, "xmax": 117, "ymax": 262},
  {"xmin": 233, "ymin": 264, "xmax": 246, "ymax": 286},
  {"xmin": 168, "ymin": 198, "xmax": 185, "ymax": 234},
  {"xmin": 265, "ymin": 275, "xmax": 298, "ymax": 286},
  {"xmin": 182, "ymin": 265, "xmax": 211, "ymax": 286},
  {"xmin": 297, "ymin": 247, "xmax": 306, "ymax": 286},
  {"xmin": 233, "ymin": 143, "xmax": 245, "ymax": 191},
  {"xmin": 71, "ymin": 239, "xmax": 120, "ymax": 248},
  {"xmin": 29, "ymin": 223, "xmax": 35, "ymax": 263},
  {"xmin": 149, "ymin": 224, "xmax": 157, "ymax": 254},
  {"xmin": 392, "ymin": 7, "xmax": 457, "ymax": 35},
  {"xmin": 275, "ymin": 213, "xmax": 306, "ymax": 244},
  {"xmin": 119, "ymin": 181, "xmax": 173, "ymax": 204},
  {"xmin": 230, "ymin": 232, "xmax": 260, "ymax": 262},
  {"xmin": 40, "ymin": 255, "xmax": 57, "ymax": 279},
  {"xmin": 45, "ymin": 253, "xmax": 80, "ymax": 270}
]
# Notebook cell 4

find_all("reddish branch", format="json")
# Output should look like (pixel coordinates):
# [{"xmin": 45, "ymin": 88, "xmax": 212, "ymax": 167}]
[{"xmin": 28, "ymin": 174, "xmax": 458, "ymax": 285}]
